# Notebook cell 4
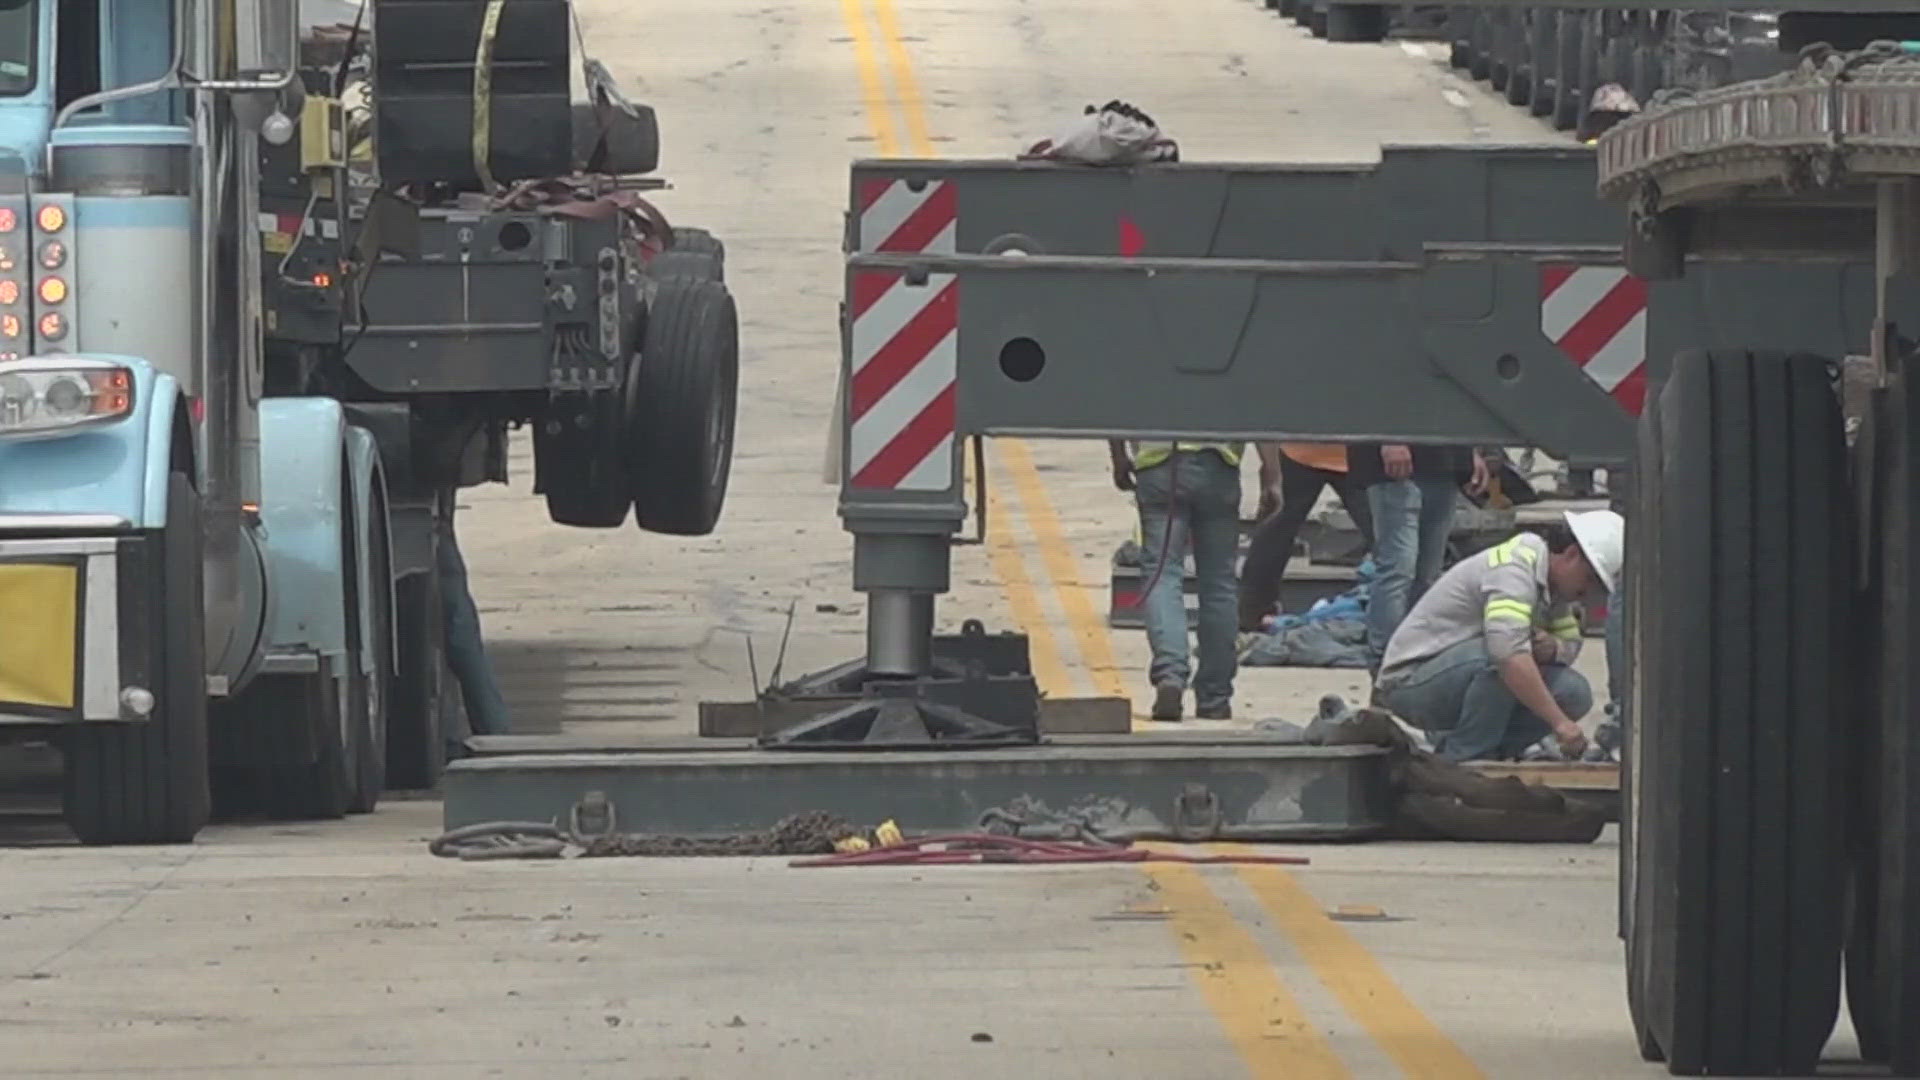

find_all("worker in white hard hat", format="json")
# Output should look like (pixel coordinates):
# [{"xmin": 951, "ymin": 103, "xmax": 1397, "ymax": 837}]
[{"xmin": 1369, "ymin": 510, "xmax": 1625, "ymax": 762}]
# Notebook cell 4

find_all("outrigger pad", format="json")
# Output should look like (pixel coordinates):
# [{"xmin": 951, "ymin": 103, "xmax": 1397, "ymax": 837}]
[
  {"xmin": 758, "ymin": 680, "xmax": 1037, "ymax": 750},
  {"xmin": 1628, "ymin": 349, "xmax": 1850, "ymax": 1076}
]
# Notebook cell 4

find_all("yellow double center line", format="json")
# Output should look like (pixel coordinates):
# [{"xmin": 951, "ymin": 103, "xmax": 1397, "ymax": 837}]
[{"xmin": 836, "ymin": 3, "xmax": 1481, "ymax": 1075}]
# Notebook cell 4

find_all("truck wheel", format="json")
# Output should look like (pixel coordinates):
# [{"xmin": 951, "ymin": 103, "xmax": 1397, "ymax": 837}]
[
  {"xmin": 1551, "ymin": 12, "xmax": 1581, "ymax": 129},
  {"xmin": 1307, "ymin": 3, "xmax": 1328, "ymax": 38},
  {"xmin": 1324, "ymin": 4, "xmax": 1386, "ymax": 43},
  {"xmin": 347, "ymin": 491, "xmax": 394, "ymax": 813},
  {"xmin": 538, "ymin": 393, "xmax": 632, "ymax": 528},
  {"xmin": 388, "ymin": 568, "xmax": 446, "ymax": 790},
  {"xmin": 62, "ymin": 469, "xmax": 211, "ymax": 845},
  {"xmin": 629, "ymin": 276, "xmax": 740, "ymax": 536},
  {"xmin": 648, "ymin": 250, "xmax": 722, "ymax": 283},
  {"xmin": 1628, "ymin": 349, "xmax": 1849, "ymax": 1076}
]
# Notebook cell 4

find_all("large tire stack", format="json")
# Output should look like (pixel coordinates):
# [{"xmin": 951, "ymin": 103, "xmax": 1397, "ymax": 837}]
[{"xmin": 1625, "ymin": 349, "xmax": 1856, "ymax": 1074}]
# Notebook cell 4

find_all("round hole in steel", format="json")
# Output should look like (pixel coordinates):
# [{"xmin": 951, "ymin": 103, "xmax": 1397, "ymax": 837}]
[
  {"xmin": 999, "ymin": 337, "xmax": 1045, "ymax": 383},
  {"xmin": 1496, "ymin": 353, "xmax": 1521, "ymax": 381},
  {"xmin": 498, "ymin": 221, "xmax": 533, "ymax": 251}
]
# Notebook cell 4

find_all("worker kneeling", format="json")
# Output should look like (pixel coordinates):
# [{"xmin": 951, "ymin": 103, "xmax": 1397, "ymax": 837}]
[{"xmin": 1372, "ymin": 510, "xmax": 1623, "ymax": 763}]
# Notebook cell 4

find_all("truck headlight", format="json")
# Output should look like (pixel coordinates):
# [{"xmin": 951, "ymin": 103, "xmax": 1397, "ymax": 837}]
[{"xmin": 0, "ymin": 358, "xmax": 134, "ymax": 437}]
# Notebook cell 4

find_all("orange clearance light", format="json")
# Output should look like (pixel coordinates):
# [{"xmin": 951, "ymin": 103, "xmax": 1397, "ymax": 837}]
[
  {"xmin": 37, "ymin": 276, "xmax": 66, "ymax": 304},
  {"xmin": 311, "ymin": 271, "xmax": 332, "ymax": 288},
  {"xmin": 0, "ymin": 207, "xmax": 16, "ymax": 233},
  {"xmin": 104, "ymin": 369, "xmax": 129, "ymax": 391},
  {"xmin": 37, "ymin": 312, "xmax": 64, "ymax": 341},
  {"xmin": 0, "ymin": 314, "xmax": 18, "ymax": 339},
  {"xmin": 35, "ymin": 204, "xmax": 64, "ymax": 233},
  {"xmin": 0, "ymin": 280, "xmax": 18, "ymax": 305}
]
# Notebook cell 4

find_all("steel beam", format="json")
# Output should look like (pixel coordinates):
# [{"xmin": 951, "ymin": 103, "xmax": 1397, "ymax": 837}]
[{"xmin": 442, "ymin": 737, "xmax": 1394, "ymax": 841}]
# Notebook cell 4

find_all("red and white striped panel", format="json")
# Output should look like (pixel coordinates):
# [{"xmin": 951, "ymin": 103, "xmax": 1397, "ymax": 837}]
[
  {"xmin": 1540, "ymin": 265, "xmax": 1648, "ymax": 416},
  {"xmin": 856, "ymin": 178, "xmax": 956, "ymax": 254},
  {"xmin": 846, "ymin": 177, "xmax": 958, "ymax": 491}
]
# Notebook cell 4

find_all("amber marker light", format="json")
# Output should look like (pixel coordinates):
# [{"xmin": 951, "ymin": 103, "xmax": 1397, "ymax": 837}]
[{"xmin": 35, "ymin": 204, "xmax": 64, "ymax": 233}]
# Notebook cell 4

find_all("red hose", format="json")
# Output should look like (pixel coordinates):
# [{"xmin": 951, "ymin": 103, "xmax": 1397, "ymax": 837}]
[{"xmin": 788, "ymin": 832, "xmax": 1309, "ymax": 869}]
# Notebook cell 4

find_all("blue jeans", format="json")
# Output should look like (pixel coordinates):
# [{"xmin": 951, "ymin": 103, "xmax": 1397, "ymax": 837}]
[
  {"xmin": 1134, "ymin": 451, "xmax": 1241, "ymax": 708},
  {"xmin": 1366, "ymin": 478, "xmax": 1459, "ymax": 664},
  {"xmin": 438, "ymin": 521, "xmax": 512, "ymax": 740},
  {"xmin": 1378, "ymin": 638, "xmax": 1594, "ymax": 762}
]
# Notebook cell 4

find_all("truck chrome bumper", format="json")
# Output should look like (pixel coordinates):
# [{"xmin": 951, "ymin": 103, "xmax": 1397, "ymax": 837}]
[{"xmin": 0, "ymin": 535, "xmax": 155, "ymax": 724}]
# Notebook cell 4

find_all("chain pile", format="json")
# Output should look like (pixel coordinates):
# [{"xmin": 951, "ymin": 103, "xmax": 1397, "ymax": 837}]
[{"xmin": 430, "ymin": 810, "xmax": 873, "ymax": 861}]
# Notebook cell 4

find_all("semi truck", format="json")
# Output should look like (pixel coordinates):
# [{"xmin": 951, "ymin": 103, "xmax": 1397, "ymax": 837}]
[{"xmin": 0, "ymin": 0, "xmax": 739, "ymax": 845}]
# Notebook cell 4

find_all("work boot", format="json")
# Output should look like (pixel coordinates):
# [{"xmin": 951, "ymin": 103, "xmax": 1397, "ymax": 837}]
[
  {"xmin": 1151, "ymin": 681, "xmax": 1184, "ymax": 721},
  {"xmin": 1196, "ymin": 699, "xmax": 1232, "ymax": 721}
]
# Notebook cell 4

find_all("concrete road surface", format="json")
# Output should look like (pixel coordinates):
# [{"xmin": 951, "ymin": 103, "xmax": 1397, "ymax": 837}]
[{"xmin": 0, "ymin": 0, "xmax": 1868, "ymax": 1077}]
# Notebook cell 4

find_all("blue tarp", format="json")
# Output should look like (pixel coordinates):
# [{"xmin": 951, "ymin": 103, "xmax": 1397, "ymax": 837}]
[{"xmin": 1240, "ymin": 558, "xmax": 1376, "ymax": 669}]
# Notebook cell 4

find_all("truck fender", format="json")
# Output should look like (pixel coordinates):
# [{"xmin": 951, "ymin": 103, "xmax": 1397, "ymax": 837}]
[
  {"xmin": 343, "ymin": 424, "xmax": 398, "ymax": 678},
  {"xmin": 257, "ymin": 397, "xmax": 351, "ymax": 661},
  {"xmin": 139, "ymin": 372, "xmax": 191, "ymax": 528}
]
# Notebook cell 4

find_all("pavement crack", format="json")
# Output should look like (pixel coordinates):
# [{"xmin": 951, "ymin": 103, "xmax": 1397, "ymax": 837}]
[{"xmin": 17, "ymin": 850, "xmax": 198, "ymax": 979}]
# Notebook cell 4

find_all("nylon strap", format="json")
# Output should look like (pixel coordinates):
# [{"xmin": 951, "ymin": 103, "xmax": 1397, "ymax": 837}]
[{"xmin": 471, "ymin": 0, "xmax": 505, "ymax": 193}]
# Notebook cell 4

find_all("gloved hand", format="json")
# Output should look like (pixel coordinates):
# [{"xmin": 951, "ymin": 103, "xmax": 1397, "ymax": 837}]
[{"xmin": 1021, "ymin": 100, "xmax": 1181, "ymax": 165}]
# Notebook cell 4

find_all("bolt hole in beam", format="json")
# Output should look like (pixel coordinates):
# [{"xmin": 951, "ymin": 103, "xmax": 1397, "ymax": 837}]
[
  {"xmin": 498, "ymin": 221, "xmax": 533, "ymax": 251},
  {"xmin": 1497, "ymin": 352, "xmax": 1521, "ymax": 381},
  {"xmin": 999, "ymin": 337, "xmax": 1047, "ymax": 383}
]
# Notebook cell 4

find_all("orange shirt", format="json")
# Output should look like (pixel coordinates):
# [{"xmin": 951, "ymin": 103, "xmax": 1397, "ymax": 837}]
[{"xmin": 1281, "ymin": 442, "xmax": 1348, "ymax": 473}]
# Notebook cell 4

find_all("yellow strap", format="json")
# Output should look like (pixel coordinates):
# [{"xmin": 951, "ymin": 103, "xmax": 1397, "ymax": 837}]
[
  {"xmin": 1549, "ymin": 616, "xmax": 1582, "ymax": 640},
  {"xmin": 471, "ymin": 0, "xmax": 505, "ymax": 194},
  {"xmin": 1484, "ymin": 598, "xmax": 1533, "ymax": 624}
]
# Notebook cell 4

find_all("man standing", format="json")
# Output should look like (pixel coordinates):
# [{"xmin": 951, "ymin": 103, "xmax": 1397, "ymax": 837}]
[
  {"xmin": 1110, "ymin": 439, "xmax": 1243, "ymax": 721},
  {"xmin": 1372, "ymin": 511, "xmax": 1624, "ymax": 762},
  {"xmin": 437, "ymin": 492, "xmax": 512, "ymax": 758},
  {"xmin": 1238, "ymin": 442, "xmax": 1374, "ymax": 632},
  {"xmin": 1348, "ymin": 442, "xmax": 1486, "ymax": 670}
]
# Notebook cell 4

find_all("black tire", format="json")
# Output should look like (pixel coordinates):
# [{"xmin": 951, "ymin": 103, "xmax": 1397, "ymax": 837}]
[
  {"xmin": 649, "ymin": 250, "xmax": 722, "ymax": 283},
  {"xmin": 1324, "ymin": 3, "xmax": 1386, "ymax": 43},
  {"xmin": 387, "ymin": 568, "xmax": 446, "ymax": 790},
  {"xmin": 347, "ymin": 487, "xmax": 394, "ymax": 814},
  {"xmin": 1859, "ymin": 358, "xmax": 1920, "ymax": 1074},
  {"xmin": 1628, "ymin": 349, "xmax": 1848, "ymax": 1076},
  {"xmin": 62, "ymin": 470, "xmax": 211, "ymax": 845},
  {"xmin": 629, "ymin": 276, "xmax": 740, "ymax": 536},
  {"xmin": 537, "ymin": 392, "xmax": 632, "ymax": 528},
  {"xmin": 1552, "ymin": 12, "xmax": 1582, "ymax": 130},
  {"xmin": 1291, "ymin": 2, "xmax": 1312, "ymax": 28},
  {"xmin": 570, "ymin": 101, "xmax": 659, "ymax": 176},
  {"xmin": 1308, "ymin": 5, "xmax": 1328, "ymax": 38}
]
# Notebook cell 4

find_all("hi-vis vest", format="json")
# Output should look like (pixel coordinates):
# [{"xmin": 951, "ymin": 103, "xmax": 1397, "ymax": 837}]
[{"xmin": 1131, "ymin": 441, "xmax": 1243, "ymax": 470}]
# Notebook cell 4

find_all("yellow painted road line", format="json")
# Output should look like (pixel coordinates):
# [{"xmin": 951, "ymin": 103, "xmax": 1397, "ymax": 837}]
[
  {"xmin": 1001, "ymin": 440, "xmax": 1131, "ymax": 702},
  {"xmin": 1234, "ymin": 863, "xmax": 1487, "ymax": 1079},
  {"xmin": 839, "ymin": 0, "xmax": 898, "ymax": 155},
  {"xmin": 871, "ymin": 0, "xmax": 936, "ymax": 155},
  {"xmin": 1144, "ymin": 862, "xmax": 1353, "ymax": 1079},
  {"xmin": 981, "ymin": 447, "xmax": 1074, "ymax": 695}
]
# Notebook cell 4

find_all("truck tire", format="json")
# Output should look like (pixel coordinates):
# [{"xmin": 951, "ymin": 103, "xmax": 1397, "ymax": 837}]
[
  {"xmin": 388, "ymin": 568, "xmax": 447, "ymax": 790},
  {"xmin": 538, "ymin": 392, "xmax": 633, "ymax": 528},
  {"xmin": 1324, "ymin": 4, "xmax": 1386, "ymax": 43},
  {"xmin": 1552, "ymin": 11, "xmax": 1582, "ymax": 130},
  {"xmin": 62, "ymin": 469, "xmax": 211, "ymax": 845},
  {"xmin": 1627, "ymin": 349, "xmax": 1848, "ymax": 1076},
  {"xmin": 347, "ymin": 490, "xmax": 394, "ymax": 813},
  {"xmin": 654, "ymin": 227, "xmax": 725, "ymax": 282},
  {"xmin": 570, "ymin": 101, "xmax": 660, "ymax": 177},
  {"xmin": 629, "ymin": 276, "xmax": 740, "ymax": 536},
  {"xmin": 1857, "ymin": 354, "xmax": 1920, "ymax": 1074}
]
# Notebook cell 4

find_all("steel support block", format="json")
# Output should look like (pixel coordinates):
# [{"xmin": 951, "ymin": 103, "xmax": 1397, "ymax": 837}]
[{"xmin": 442, "ymin": 739, "xmax": 1395, "ymax": 841}]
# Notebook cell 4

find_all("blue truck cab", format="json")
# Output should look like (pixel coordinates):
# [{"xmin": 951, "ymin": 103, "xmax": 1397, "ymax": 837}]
[{"xmin": 0, "ymin": 0, "xmax": 395, "ymax": 844}]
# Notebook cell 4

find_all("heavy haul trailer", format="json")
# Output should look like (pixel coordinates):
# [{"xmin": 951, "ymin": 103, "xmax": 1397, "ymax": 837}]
[
  {"xmin": 442, "ymin": 143, "xmax": 1859, "ymax": 836},
  {"xmin": 0, "ymin": 0, "xmax": 737, "ymax": 846}
]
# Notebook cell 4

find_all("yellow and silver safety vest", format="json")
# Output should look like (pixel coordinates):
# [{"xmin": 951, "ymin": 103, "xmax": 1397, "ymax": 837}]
[{"xmin": 1130, "ymin": 441, "xmax": 1243, "ymax": 470}]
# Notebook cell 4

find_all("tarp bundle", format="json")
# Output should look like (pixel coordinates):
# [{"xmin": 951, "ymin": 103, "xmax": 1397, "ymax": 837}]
[{"xmin": 1260, "ymin": 698, "xmax": 1609, "ymax": 844}]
